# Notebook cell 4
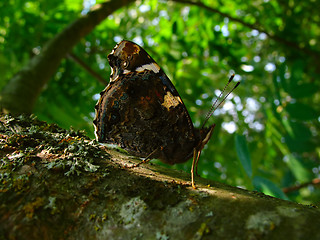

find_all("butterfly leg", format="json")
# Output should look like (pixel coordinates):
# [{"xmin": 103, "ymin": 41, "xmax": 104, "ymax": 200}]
[
  {"xmin": 195, "ymin": 149, "xmax": 202, "ymax": 177},
  {"xmin": 126, "ymin": 147, "xmax": 160, "ymax": 168},
  {"xmin": 191, "ymin": 148, "xmax": 202, "ymax": 189}
]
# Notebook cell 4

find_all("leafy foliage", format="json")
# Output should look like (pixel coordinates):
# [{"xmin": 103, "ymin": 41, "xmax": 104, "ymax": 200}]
[{"xmin": 1, "ymin": 0, "xmax": 319, "ymax": 204}]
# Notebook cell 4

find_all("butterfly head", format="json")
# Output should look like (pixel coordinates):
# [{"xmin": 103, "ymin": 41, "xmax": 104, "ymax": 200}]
[{"xmin": 107, "ymin": 40, "xmax": 160, "ymax": 81}]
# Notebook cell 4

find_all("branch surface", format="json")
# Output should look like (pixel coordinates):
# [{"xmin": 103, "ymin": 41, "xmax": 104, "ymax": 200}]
[{"xmin": 1, "ymin": 114, "xmax": 320, "ymax": 240}]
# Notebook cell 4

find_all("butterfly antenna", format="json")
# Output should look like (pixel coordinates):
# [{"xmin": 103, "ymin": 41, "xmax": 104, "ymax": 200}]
[{"xmin": 201, "ymin": 74, "xmax": 240, "ymax": 129}]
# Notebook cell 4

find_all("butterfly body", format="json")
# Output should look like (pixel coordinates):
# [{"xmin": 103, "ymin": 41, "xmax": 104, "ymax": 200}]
[{"xmin": 94, "ymin": 40, "xmax": 216, "ymax": 187}]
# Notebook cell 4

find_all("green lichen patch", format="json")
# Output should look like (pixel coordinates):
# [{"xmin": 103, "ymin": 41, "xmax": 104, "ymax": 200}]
[
  {"xmin": 119, "ymin": 197, "xmax": 148, "ymax": 225},
  {"xmin": 246, "ymin": 211, "xmax": 280, "ymax": 237},
  {"xmin": 0, "ymin": 114, "xmax": 114, "ymax": 238},
  {"xmin": 0, "ymin": 114, "xmax": 110, "ymax": 179}
]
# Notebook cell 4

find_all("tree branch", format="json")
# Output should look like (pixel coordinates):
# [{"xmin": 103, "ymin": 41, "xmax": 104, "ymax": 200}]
[
  {"xmin": 1, "ymin": 114, "xmax": 320, "ymax": 239},
  {"xmin": 0, "ymin": 0, "xmax": 134, "ymax": 115},
  {"xmin": 67, "ymin": 53, "xmax": 108, "ymax": 85},
  {"xmin": 283, "ymin": 178, "xmax": 320, "ymax": 194}
]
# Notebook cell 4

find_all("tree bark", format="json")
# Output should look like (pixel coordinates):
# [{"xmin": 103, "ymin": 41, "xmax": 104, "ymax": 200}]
[
  {"xmin": 0, "ymin": 0, "xmax": 134, "ymax": 115},
  {"xmin": 1, "ymin": 114, "xmax": 319, "ymax": 240}
]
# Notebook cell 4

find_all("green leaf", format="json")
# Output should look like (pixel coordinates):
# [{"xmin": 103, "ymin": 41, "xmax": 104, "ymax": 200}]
[
  {"xmin": 278, "ymin": 62, "xmax": 288, "ymax": 92},
  {"xmin": 290, "ymin": 121, "xmax": 312, "ymax": 140},
  {"xmin": 172, "ymin": 21, "xmax": 177, "ymax": 34},
  {"xmin": 284, "ymin": 120, "xmax": 314, "ymax": 153},
  {"xmin": 253, "ymin": 176, "xmax": 289, "ymax": 200},
  {"xmin": 286, "ymin": 102, "xmax": 318, "ymax": 121},
  {"xmin": 286, "ymin": 155, "xmax": 311, "ymax": 182},
  {"xmin": 285, "ymin": 135, "xmax": 316, "ymax": 153},
  {"xmin": 288, "ymin": 83, "xmax": 318, "ymax": 98},
  {"xmin": 235, "ymin": 134, "xmax": 252, "ymax": 178}
]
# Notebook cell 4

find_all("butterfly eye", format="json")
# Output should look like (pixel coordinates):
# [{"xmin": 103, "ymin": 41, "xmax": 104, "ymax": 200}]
[
  {"xmin": 123, "ymin": 55, "xmax": 132, "ymax": 69},
  {"xmin": 123, "ymin": 61, "xmax": 129, "ymax": 68}
]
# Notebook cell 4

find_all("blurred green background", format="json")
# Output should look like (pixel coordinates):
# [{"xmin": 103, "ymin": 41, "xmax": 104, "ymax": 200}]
[{"xmin": 1, "ymin": 0, "xmax": 319, "ymax": 204}]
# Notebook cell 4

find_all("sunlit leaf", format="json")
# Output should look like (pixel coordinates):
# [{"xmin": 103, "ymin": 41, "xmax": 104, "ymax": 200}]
[
  {"xmin": 253, "ymin": 176, "xmax": 289, "ymax": 200},
  {"xmin": 286, "ymin": 155, "xmax": 311, "ymax": 182}
]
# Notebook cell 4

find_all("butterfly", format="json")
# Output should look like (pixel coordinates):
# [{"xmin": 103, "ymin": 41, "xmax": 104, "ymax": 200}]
[{"xmin": 93, "ymin": 40, "xmax": 239, "ymax": 188}]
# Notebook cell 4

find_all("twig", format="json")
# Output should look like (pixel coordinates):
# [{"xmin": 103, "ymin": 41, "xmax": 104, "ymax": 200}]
[
  {"xmin": 283, "ymin": 178, "xmax": 320, "ymax": 194},
  {"xmin": 67, "ymin": 53, "xmax": 108, "ymax": 85}
]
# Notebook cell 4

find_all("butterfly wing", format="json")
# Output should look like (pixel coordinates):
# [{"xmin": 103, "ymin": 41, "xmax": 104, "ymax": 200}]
[{"xmin": 93, "ymin": 40, "xmax": 199, "ymax": 164}]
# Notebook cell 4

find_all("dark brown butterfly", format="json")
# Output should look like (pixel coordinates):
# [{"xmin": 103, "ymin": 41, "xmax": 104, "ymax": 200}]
[{"xmin": 93, "ymin": 40, "xmax": 239, "ymax": 188}]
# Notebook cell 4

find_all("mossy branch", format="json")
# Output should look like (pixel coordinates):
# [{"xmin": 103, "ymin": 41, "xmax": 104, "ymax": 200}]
[{"xmin": 0, "ymin": 114, "xmax": 320, "ymax": 240}]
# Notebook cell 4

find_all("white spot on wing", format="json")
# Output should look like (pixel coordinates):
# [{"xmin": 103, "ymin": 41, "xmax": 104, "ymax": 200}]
[
  {"xmin": 161, "ymin": 91, "xmax": 182, "ymax": 110},
  {"xmin": 136, "ymin": 63, "xmax": 160, "ymax": 73}
]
